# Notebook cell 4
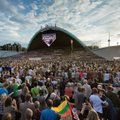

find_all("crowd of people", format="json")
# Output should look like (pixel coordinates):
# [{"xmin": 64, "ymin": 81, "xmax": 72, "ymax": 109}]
[{"xmin": 0, "ymin": 54, "xmax": 120, "ymax": 120}]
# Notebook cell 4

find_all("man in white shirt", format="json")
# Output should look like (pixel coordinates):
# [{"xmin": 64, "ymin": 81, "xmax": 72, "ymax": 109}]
[
  {"xmin": 29, "ymin": 69, "xmax": 33, "ymax": 76},
  {"xmin": 103, "ymin": 71, "xmax": 110, "ymax": 83}
]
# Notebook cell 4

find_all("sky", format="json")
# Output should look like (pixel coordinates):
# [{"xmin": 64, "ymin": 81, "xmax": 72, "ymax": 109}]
[{"xmin": 0, "ymin": 0, "xmax": 120, "ymax": 48}]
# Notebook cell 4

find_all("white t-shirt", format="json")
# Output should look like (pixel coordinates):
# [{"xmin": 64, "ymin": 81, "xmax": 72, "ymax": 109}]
[
  {"xmin": 11, "ymin": 67, "xmax": 14, "ymax": 74},
  {"xmin": 71, "ymin": 71, "xmax": 75, "ymax": 78},
  {"xmin": 116, "ymin": 71, "xmax": 120, "ymax": 79},
  {"xmin": 103, "ymin": 73, "xmax": 110, "ymax": 81},
  {"xmin": 64, "ymin": 72, "xmax": 68, "ymax": 79},
  {"xmin": 16, "ymin": 78, "xmax": 22, "ymax": 85},
  {"xmin": 29, "ymin": 69, "xmax": 33, "ymax": 76}
]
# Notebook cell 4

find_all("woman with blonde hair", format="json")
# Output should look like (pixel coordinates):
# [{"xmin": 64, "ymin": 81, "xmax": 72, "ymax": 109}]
[
  {"xmin": 25, "ymin": 108, "xmax": 33, "ymax": 120},
  {"xmin": 21, "ymin": 85, "xmax": 30, "ymax": 102}
]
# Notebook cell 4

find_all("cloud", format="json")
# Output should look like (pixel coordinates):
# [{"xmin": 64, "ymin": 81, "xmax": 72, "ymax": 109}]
[
  {"xmin": 0, "ymin": 0, "xmax": 17, "ymax": 15},
  {"xmin": 0, "ymin": 0, "xmax": 120, "ymax": 48},
  {"xmin": 31, "ymin": 3, "xmax": 38, "ymax": 10},
  {"xmin": 18, "ymin": 2, "xmax": 25, "ymax": 10}
]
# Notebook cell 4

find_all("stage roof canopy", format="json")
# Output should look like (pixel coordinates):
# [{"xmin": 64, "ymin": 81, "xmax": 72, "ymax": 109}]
[{"xmin": 27, "ymin": 26, "xmax": 87, "ymax": 51}]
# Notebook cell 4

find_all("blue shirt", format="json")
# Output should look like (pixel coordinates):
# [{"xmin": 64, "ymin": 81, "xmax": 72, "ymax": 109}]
[
  {"xmin": 0, "ymin": 88, "xmax": 8, "ymax": 95},
  {"xmin": 0, "ymin": 67, "xmax": 2, "ymax": 73},
  {"xmin": 40, "ymin": 108, "xmax": 60, "ymax": 120},
  {"xmin": 90, "ymin": 94, "xmax": 103, "ymax": 113}
]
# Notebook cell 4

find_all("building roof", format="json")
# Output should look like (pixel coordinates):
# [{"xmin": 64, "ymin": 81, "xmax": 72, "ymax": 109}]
[{"xmin": 93, "ymin": 46, "xmax": 120, "ymax": 60}]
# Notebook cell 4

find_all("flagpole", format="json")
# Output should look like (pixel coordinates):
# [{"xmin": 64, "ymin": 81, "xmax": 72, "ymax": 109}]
[{"xmin": 71, "ymin": 40, "xmax": 73, "ymax": 58}]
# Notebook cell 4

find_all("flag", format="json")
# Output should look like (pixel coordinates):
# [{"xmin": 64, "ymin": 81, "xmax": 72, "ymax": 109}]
[{"xmin": 51, "ymin": 99, "xmax": 72, "ymax": 118}]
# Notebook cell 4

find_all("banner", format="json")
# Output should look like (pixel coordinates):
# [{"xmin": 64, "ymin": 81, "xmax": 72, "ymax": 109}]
[{"xmin": 42, "ymin": 33, "xmax": 56, "ymax": 47}]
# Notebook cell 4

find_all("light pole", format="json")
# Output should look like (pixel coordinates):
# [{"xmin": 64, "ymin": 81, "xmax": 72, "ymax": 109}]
[{"xmin": 108, "ymin": 32, "xmax": 110, "ymax": 47}]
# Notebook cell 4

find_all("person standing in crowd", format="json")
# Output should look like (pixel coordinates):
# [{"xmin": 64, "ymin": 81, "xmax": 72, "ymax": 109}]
[
  {"xmin": 80, "ymin": 103, "xmax": 100, "ymax": 120},
  {"xmin": 31, "ymin": 81, "xmax": 41, "ymax": 102},
  {"xmin": 83, "ymin": 80, "xmax": 92, "ymax": 98},
  {"xmin": 4, "ymin": 97, "xmax": 17, "ymax": 120},
  {"xmin": 0, "ymin": 83, "xmax": 8, "ymax": 96},
  {"xmin": 19, "ymin": 94, "xmax": 35, "ymax": 120},
  {"xmin": 99, "ymin": 88, "xmax": 117, "ymax": 120},
  {"xmin": 0, "ymin": 94, "xmax": 7, "ymax": 119},
  {"xmin": 106, "ymin": 86, "xmax": 120, "ymax": 108},
  {"xmin": 106, "ymin": 86, "xmax": 120, "ymax": 120},
  {"xmin": 64, "ymin": 83, "xmax": 73, "ymax": 102},
  {"xmin": 34, "ymin": 101, "xmax": 41, "ymax": 120},
  {"xmin": 103, "ymin": 71, "xmax": 110, "ymax": 83},
  {"xmin": 97, "ymin": 70, "xmax": 103, "ymax": 83},
  {"xmin": 63, "ymin": 70, "xmax": 69, "ymax": 81},
  {"xmin": 89, "ymin": 88, "xmax": 103, "ymax": 120},
  {"xmin": 15, "ymin": 76, "xmax": 22, "ymax": 86},
  {"xmin": 20, "ymin": 84, "xmax": 30, "ymax": 102},
  {"xmin": 25, "ymin": 108, "xmax": 33, "ymax": 120},
  {"xmin": 40, "ymin": 99, "xmax": 60, "ymax": 120},
  {"xmin": 11, "ymin": 79, "xmax": 19, "ymax": 101},
  {"xmin": 116, "ymin": 69, "xmax": 120, "ymax": 80},
  {"xmin": 25, "ymin": 73, "xmax": 32, "ymax": 86},
  {"xmin": 0, "ymin": 65, "xmax": 3, "ymax": 78},
  {"xmin": 59, "ymin": 79, "xmax": 66, "ymax": 96},
  {"xmin": 73, "ymin": 87, "xmax": 86, "ymax": 112}
]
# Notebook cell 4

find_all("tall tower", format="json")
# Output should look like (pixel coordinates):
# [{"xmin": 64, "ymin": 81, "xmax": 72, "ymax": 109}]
[
  {"xmin": 117, "ymin": 42, "xmax": 119, "ymax": 46},
  {"xmin": 108, "ymin": 32, "xmax": 110, "ymax": 47}
]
